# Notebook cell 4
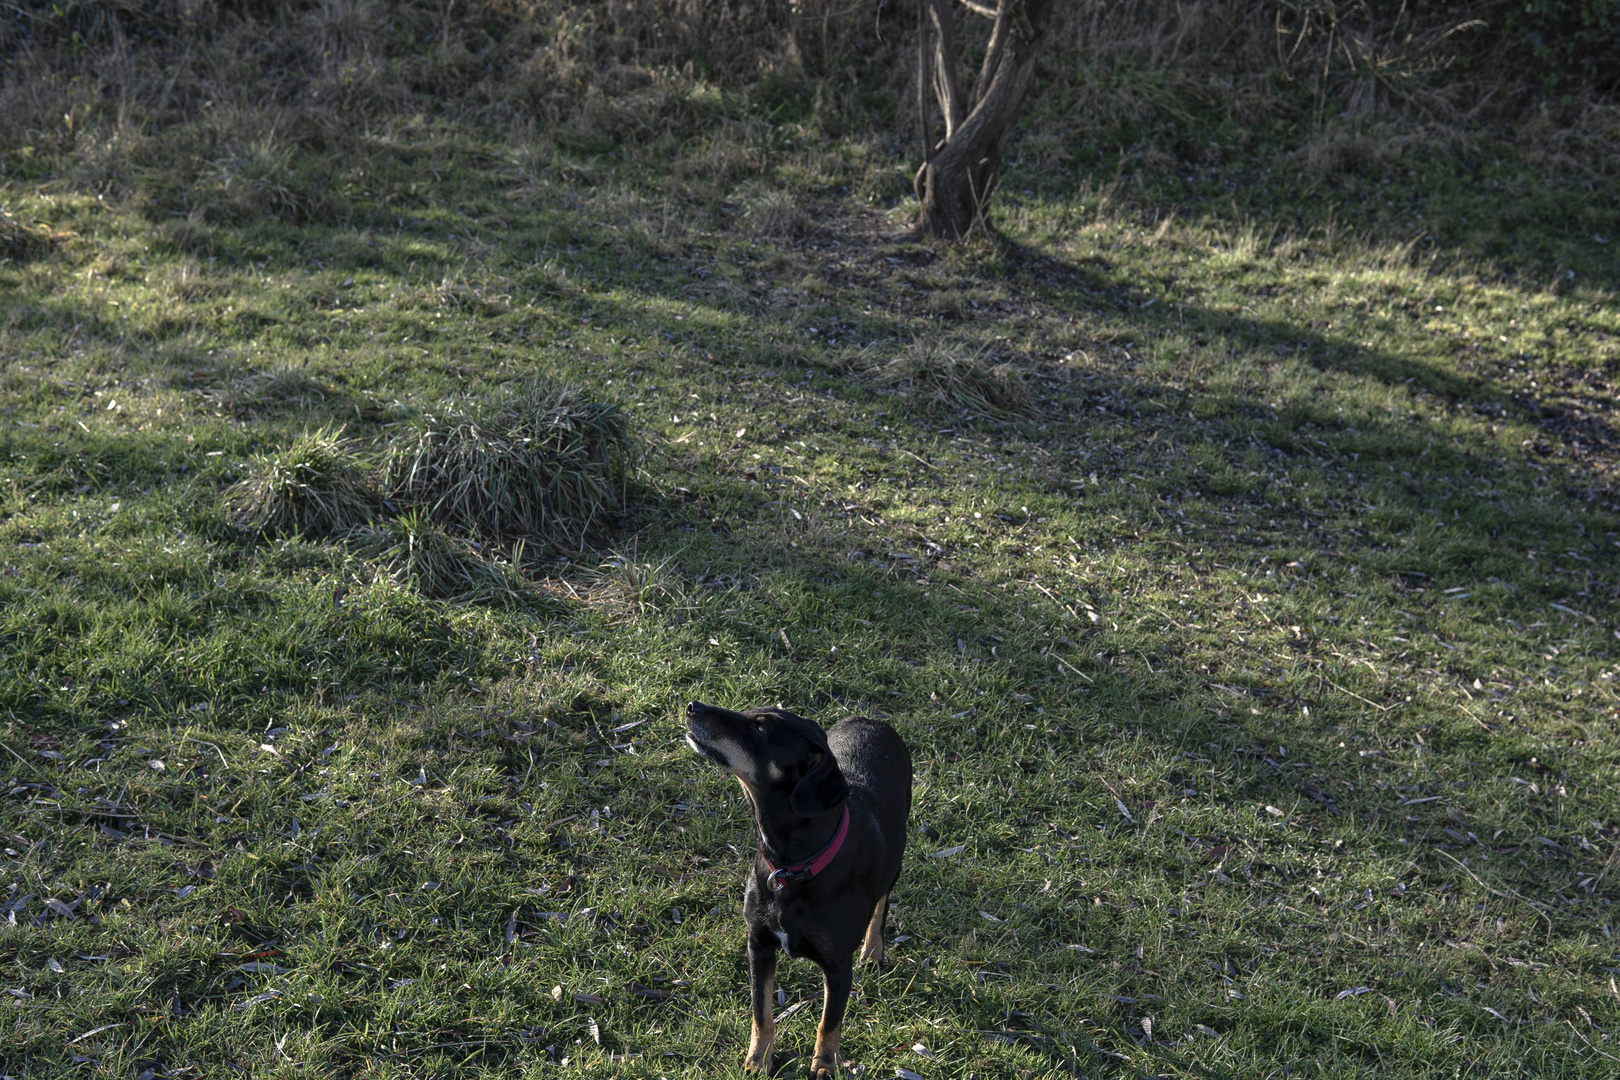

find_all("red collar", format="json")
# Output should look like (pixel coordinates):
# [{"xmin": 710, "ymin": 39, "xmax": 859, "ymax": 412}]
[{"xmin": 762, "ymin": 806, "xmax": 850, "ymax": 892}]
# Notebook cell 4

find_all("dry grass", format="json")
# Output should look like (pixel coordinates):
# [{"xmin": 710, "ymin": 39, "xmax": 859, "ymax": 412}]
[
  {"xmin": 867, "ymin": 338, "xmax": 1034, "ymax": 417},
  {"xmin": 357, "ymin": 510, "xmax": 538, "ymax": 608},
  {"xmin": 203, "ymin": 366, "xmax": 333, "ymax": 417},
  {"xmin": 383, "ymin": 380, "xmax": 641, "ymax": 552},
  {"xmin": 1, "ymin": 0, "xmax": 1614, "ymax": 243},
  {"xmin": 229, "ymin": 426, "xmax": 379, "ymax": 537},
  {"xmin": 0, "ymin": 210, "xmax": 54, "ymax": 261},
  {"xmin": 736, "ymin": 183, "xmax": 805, "ymax": 238}
]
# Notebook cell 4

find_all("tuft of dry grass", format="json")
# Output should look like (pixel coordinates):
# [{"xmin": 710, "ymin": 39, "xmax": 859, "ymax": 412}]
[
  {"xmin": 0, "ymin": 210, "xmax": 54, "ymax": 261},
  {"xmin": 357, "ymin": 510, "xmax": 538, "ymax": 608},
  {"xmin": 736, "ymin": 183, "xmax": 804, "ymax": 237},
  {"xmin": 867, "ymin": 338, "xmax": 1034, "ymax": 417},
  {"xmin": 230, "ymin": 426, "xmax": 379, "ymax": 537},
  {"xmin": 206, "ymin": 366, "xmax": 334, "ymax": 417},
  {"xmin": 383, "ymin": 379, "xmax": 641, "ymax": 551}
]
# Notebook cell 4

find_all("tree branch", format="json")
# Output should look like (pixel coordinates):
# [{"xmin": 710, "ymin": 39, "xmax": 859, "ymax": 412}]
[
  {"xmin": 927, "ymin": 0, "xmax": 965, "ymax": 139},
  {"xmin": 972, "ymin": 0, "xmax": 1011, "ymax": 111}
]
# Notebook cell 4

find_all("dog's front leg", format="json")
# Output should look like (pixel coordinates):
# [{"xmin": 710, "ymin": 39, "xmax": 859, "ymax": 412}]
[
  {"xmin": 744, "ymin": 928, "xmax": 779, "ymax": 1074},
  {"xmin": 809, "ymin": 956, "xmax": 853, "ymax": 1079}
]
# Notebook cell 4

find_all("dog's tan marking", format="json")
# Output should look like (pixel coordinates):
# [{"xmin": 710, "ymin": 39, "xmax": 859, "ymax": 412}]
[
  {"xmin": 744, "ymin": 969, "xmax": 776, "ymax": 1074},
  {"xmin": 858, "ymin": 893, "xmax": 887, "ymax": 966},
  {"xmin": 810, "ymin": 1018, "xmax": 841, "ymax": 1079}
]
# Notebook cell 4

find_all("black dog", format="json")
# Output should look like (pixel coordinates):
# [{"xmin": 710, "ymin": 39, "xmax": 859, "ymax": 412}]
[{"xmin": 684, "ymin": 700, "xmax": 911, "ymax": 1078}]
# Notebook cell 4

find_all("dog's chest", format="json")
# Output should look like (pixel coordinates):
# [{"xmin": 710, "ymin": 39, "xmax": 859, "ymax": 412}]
[{"xmin": 760, "ymin": 897, "xmax": 818, "ymax": 960}]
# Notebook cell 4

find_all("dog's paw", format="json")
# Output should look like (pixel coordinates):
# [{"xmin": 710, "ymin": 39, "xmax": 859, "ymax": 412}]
[
  {"xmin": 742, "ymin": 1052, "xmax": 771, "ymax": 1075},
  {"xmin": 809, "ymin": 1054, "xmax": 839, "ymax": 1079}
]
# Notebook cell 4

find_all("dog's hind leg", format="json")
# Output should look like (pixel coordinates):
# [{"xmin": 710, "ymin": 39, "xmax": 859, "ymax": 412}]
[
  {"xmin": 744, "ymin": 930, "xmax": 779, "ymax": 1074},
  {"xmin": 858, "ymin": 894, "xmax": 887, "ymax": 966}
]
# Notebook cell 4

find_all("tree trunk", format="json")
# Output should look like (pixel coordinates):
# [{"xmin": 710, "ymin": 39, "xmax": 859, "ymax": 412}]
[{"xmin": 911, "ymin": 0, "xmax": 1057, "ymax": 241}]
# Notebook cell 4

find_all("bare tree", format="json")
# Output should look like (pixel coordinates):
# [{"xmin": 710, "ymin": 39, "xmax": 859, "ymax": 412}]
[{"xmin": 906, "ymin": 0, "xmax": 1058, "ymax": 241}]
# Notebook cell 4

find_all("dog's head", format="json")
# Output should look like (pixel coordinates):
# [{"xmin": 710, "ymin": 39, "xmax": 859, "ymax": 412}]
[{"xmin": 683, "ymin": 700, "xmax": 848, "ymax": 815}]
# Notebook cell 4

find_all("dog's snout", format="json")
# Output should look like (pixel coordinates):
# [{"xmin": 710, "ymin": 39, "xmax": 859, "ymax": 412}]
[{"xmin": 685, "ymin": 700, "xmax": 709, "ymax": 719}]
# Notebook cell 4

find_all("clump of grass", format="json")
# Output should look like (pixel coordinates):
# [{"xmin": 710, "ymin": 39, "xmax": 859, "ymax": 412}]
[
  {"xmin": 867, "ymin": 338, "xmax": 1033, "ymax": 417},
  {"xmin": 230, "ymin": 426, "xmax": 379, "ymax": 536},
  {"xmin": 737, "ymin": 183, "xmax": 804, "ymax": 237},
  {"xmin": 1302, "ymin": 129, "xmax": 1389, "ymax": 178},
  {"xmin": 0, "ymin": 210, "xmax": 52, "ymax": 261},
  {"xmin": 208, "ymin": 366, "xmax": 333, "ymax": 416},
  {"xmin": 589, "ymin": 551, "xmax": 685, "ymax": 614},
  {"xmin": 357, "ymin": 510, "xmax": 538, "ymax": 608},
  {"xmin": 383, "ymin": 379, "xmax": 641, "ymax": 551}
]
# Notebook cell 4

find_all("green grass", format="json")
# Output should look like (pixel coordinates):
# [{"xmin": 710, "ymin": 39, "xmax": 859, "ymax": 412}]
[{"xmin": 1, "ymin": 111, "xmax": 1617, "ymax": 1080}]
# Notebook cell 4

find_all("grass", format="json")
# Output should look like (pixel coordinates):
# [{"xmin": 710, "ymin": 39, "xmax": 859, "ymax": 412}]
[
  {"xmin": 230, "ymin": 426, "xmax": 378, "ymax": 538},
  {"xmin": 382, "ymin": 380, "xmax": 640, "ymax": 552},
  {"xmin": 867, "ymin": 338, "xmax": 1035, "ymax": 418},
  {"xmin": 1, "ymin": 66, "xmax": 1619, "ymax": 1080},
  {"xmin": 360, "ymin": 510, "xmax": 543, "ymax": 610}
]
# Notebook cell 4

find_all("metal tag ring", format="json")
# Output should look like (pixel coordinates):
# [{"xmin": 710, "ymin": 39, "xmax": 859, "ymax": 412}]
[{"xmin": 766, "ymin": 869, "xmax": 791, "ymax": 893}]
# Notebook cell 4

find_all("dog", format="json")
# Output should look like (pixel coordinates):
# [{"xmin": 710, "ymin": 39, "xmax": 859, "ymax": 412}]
[{"xmin": 684, "ymin": 700, "xmax": 912, "ymax": 1078}]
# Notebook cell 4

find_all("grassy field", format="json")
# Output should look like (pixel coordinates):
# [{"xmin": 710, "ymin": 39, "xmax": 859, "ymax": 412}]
[{"xmin": 3, "ymin": 71, "xmax": 1620, "ymax": 1079}]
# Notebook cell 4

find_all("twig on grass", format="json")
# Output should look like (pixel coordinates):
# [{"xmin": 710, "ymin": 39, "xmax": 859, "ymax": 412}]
[
  {"xmin": 1052, "ymin": 655, "xmax": 1093, "ymax": 683},
  {"xmin": 0, "ymin": 739, "xmax": 53, "ymax": 781},
  {"xmin": 1435, "ymin": 849, "xmax": 1555, "ymax": 941},
  {"xmin": 181, "ymin": 734, "xmax": 230, "ymax": 768},
  {"xmin": 1565, "ymin": 1019, "xmax": 1620, "ymax": 1063},
  {"xmin": 897, "ymin": 447, "xmax": 936, "ymax": 469},
  {"xmin": 1320, "ymin": 676, "xmax": 1394, "ymax": 712}
]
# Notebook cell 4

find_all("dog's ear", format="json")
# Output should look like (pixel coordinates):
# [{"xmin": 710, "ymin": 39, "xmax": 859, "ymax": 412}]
[{"xmin": 790, "ymin": 748, "xmax": 849, "ymax": 816}]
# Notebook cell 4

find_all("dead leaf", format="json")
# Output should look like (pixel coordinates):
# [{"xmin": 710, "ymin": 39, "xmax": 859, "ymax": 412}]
[
  {"xmin": 588, "ymin": 1016, "xmax": 601, "ymax": 1044},
  {"xmin": 629, "ymin": 982, "xmax": 672, "ymax": 1000},
  {"xmin": 572, "ymin": 992, "xmax": 607, "ymax": 1006},
  {"xmin": 1335, "ymin": 986, "xmax": 1373, "ymax": 1000},
  {"xmin": 232, "ymin": 990, "xmax": 282, "ymax": 1010},
  {"xmin": 43, "ymin": 898, "xmax": 78, "ymax": 919}
]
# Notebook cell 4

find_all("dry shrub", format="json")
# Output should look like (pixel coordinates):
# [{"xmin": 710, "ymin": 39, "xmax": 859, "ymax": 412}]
[
  {"xmin": 868, "ymin": 339, "xmax": 1033, "ymax": 417},
  {"xmin": 230, "ymin": 427, "xmax": 380, "ymax": 537},
  {"xmin": 357, "ymin": 510, "xmax": 539, "ymax": 608},
  {"xmin": 383, "ymin": 380, "xmax": 640, "ymax": 551}
]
